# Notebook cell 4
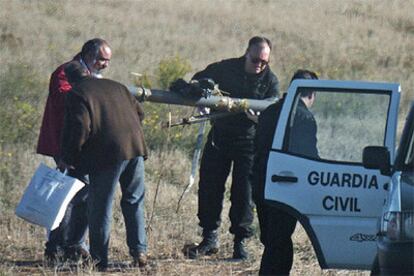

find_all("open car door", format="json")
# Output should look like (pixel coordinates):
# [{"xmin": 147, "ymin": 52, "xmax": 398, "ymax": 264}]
[{"xmin": 264, "ymin": 80, "xmax": 400, "ymax": 269}]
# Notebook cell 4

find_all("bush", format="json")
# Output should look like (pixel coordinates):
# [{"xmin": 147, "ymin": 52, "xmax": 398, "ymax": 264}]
[
  {"xmin": 137, "ymin": 55, "xmax": 204, "ymax": 153},
  {"xmin": 0, "ymin": 64, "xmax": 46, "ymax": 146},
  {"xmin": 0, "ymin": 64, "xmax": 46, "ymax": 209},
  {"xmin": 156, "ymin": 55, "xmax": 192, "ymax": 90}
]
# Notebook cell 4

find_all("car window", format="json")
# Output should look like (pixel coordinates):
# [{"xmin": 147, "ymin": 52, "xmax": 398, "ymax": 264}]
[{"xmin": 284, "ymin": 89, "xmax": 390, "ymax": 163}]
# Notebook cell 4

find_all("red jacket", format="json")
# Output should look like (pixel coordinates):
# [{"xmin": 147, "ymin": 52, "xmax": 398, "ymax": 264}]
[{"xmin": 37, "ymin": 55, "xmax": 81, "ymax": 157}]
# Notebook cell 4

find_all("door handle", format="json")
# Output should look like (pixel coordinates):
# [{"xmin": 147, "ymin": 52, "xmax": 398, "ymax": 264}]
[{"xmin": 271, "ymin": 174, "xmax": 298, "ymax": 183}]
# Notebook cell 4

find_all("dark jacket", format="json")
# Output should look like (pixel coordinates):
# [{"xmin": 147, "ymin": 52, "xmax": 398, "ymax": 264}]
[
  {"xmin": 288, "ymin": 100, "xmax": 319, "ymax": 158},
  {"xmin": 61, "ymin": 77, "xmax": 147, "ymax": 173},
  {"xmin": 193, "ymin": 56, "xmax": 279, "ymax": 139},
  {"xmin": 253, "ymin": 97, "xmax": 284, "ymax": 204},
  {"xmin": 253, "ymin": 97, "xmax": 318, "ymax": 203}
]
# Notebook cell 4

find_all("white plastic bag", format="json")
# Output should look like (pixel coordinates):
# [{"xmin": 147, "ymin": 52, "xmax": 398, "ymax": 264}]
[{"xmin": 15, "ymin": 163, "xmax": 85, "ymax": 230}]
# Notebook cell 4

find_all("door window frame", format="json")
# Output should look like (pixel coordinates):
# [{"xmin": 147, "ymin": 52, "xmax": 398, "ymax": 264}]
[{"xmin": 272, "ymin": 80, "xmax": 400, "ymax": 163}]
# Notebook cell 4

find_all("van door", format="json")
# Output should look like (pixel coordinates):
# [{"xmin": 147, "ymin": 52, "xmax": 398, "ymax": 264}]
[{"xmin": 264, "ymin": 80, "xmax": 400, "ymax": 269}]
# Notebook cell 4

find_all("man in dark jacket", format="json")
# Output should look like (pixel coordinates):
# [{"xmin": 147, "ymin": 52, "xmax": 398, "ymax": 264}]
[
  {"xmin": 59, "ymin": 61, "xmax": 148, "ymax": 271},
  {"xmin": 253, "ymin": 69, "xmax": 319, "ymax": 275},
  {"xmin": 188, "ymin": 36, "xmax": 279, "ymax": 260},
  {"xmin": 37, "ymin": 38, "xmax": 112, "ymax": 262}
]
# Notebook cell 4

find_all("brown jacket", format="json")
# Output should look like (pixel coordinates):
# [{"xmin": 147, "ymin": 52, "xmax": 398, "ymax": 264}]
[{"xmin": 61, "ymin": 77, "xmax": 147, "ymax": 173}]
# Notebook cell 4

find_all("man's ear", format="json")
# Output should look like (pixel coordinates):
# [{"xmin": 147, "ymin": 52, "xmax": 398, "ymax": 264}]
[
  {"xmin": 309, "ymin": 92, "xmax": 316, "ymax": 100},
  {"xmin": 83, "ymin": 52, "xmax": 93, "ymax": 63}
]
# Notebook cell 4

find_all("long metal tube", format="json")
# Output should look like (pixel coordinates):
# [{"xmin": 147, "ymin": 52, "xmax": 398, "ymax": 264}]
[{"xmin": 128, "ymin": 85, "xmax": 277, "ymax": 112}]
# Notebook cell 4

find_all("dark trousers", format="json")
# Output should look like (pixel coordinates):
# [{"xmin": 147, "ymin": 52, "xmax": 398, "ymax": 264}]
[
  {"xmin": 197, "ymin": 133, "xmax": 254, "ymax": 238},
  {"xmin": 257, "ymin": 203, "xmax": 297, "ymax": 275},
  {"xmin": 45, "ymin": 160, "xmax": 89, "ymax": 254}
]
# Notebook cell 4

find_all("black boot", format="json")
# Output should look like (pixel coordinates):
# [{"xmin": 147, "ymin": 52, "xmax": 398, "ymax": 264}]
[
  {"xmin": 188, "ymin": 230, "xmax": 219, "ymax": 259},
  {"xmin": 233, "ymin": 237, "xmax": 248, "ymax": 260},
  {"xmin": 64, "ymin": 245, "xmax": 90, "ymax": 263},
  {"xmin": 44, "ymin": 248, "xmax": 60, "ymax": 267}
]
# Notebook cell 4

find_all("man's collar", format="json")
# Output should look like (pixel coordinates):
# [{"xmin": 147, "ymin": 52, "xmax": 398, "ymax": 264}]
[{"xmin": 78, "ymin": 58, "xmax": 103, "ymax": 79}]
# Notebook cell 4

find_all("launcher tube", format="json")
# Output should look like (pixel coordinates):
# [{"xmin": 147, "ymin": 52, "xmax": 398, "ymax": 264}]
[{"xmin": 128, "ymin": 85, "xmax": 277, "ymax": 112}]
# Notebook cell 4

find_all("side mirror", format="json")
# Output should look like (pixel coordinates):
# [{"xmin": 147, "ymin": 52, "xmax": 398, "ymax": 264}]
[{"xmin": 363, "ymin": 146, "xmax": 392, "ymax": 176}]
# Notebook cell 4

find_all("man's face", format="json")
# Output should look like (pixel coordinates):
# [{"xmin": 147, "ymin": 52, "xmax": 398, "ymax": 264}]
[
  {"xmin": 85, "ymin": 45, "xmax": 112, "ymax": 74},
  {"xmin": 309, "ymin": 92, "xmax": 316, "ymax": 107},
  {"xmin": 244, "ymin": 43, "xmax": 271, "ymax": 74},
  {"xmin": 303, "ymin": 92, "xmax": 316, "ymax": 108}
]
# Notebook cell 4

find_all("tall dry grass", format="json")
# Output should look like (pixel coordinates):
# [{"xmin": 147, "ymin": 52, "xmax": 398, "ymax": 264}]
[
  {"xmin": 1, "ymin": 1, "xmax": 413, "ymax": 100},
  {"xmin": 1, "ymin": 0, "xmax": 413, "ymax": 275}
]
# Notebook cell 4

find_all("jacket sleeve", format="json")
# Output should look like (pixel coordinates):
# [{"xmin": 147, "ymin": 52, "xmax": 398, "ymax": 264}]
[
  {"xmin": 50, "ymin": 66, "xmax": 72, "ymax": 95},
  {"xmin": 124, "ymin": 85, "xmax": 145, "ymax": 121},
  {"xmin": 135, "ymin": 99, "xmax": 145, "ymax": 121},
  {"xmin": 192, "ymin": 62, "xmax": 222, "ymax": 82},
  {"xmin": 60, "ymin": 92, "xmax": 91, "ymax": 166},
  {"xmin": 265, "ymin": 71, "xmax": 279, "ymax": 99}
]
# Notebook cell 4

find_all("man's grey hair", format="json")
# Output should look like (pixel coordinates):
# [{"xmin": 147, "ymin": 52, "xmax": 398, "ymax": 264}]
[{"xmin": 81, "ymin": 38, "xmax": 109, "ymax": 59}]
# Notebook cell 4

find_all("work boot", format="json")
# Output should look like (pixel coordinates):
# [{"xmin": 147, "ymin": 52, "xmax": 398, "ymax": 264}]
[
  {"xmin": 188, "ymin": 230, "xmax": 219, "ymax": 259},
  {"xmin": 232, "ymin": 237, "xmax": 248, "ymax": 260},
  {"xmin": 64, "ymin": 245, "xmax": 91, "ymax": 263},
  {"xmin": 133, "ymin": 253, "xmax": 147, "ymax": 268},
  {"xmin": 95, "ymin": 263, "xmax": 108, "ymax": 272},
  {"xmin": 44, "ymin": 249, "xmax": 60, "ymax": 266},
  {"xmin": 130, "ymin": 250, "xmax": 147, "ymax": 268}
]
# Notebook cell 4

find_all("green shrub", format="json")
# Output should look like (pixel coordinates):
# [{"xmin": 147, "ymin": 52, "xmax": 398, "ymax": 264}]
[
  {"xmin": 0, "ymin": 64, "xmax": 46, "ymax": 146},
  {"xmin": 138, "ymin": 55, "xmax": 202, "ymax": 153},
  {"xmin": 0, "ymin": 100, "xmax": 38, "ymax": 145},
  {"xmin": 0, "ymin": 147, "xmax": 23, "ymax": 209},
  {"xmin": 156, "ymin": 55, "xmax": 192, "ymax": 90},
  {"xmin": 142, "ymin": 102, "xmax": 208, "ymax": 154},
  {"xmin": 0, "ymin": 63, "xmax": 46, "ymax": 211},
  {"xmin": 132, "ymin": 72, "xmax": 153, "ymax": 88}
]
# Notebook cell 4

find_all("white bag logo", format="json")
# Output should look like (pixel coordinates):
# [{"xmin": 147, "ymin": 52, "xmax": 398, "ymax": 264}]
[
  {"xmin": 15, "ymin": 163, "xmax": 85, "ymax": 230},
  {"xmin": 35, "ymin": 171, "xmax": 66, "ymax": 199}
]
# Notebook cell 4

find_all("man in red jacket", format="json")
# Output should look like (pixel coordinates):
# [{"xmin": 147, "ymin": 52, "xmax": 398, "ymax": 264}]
[{"xmin": 37, "ymin": 38, "xmax": 112, "ymax": 263}]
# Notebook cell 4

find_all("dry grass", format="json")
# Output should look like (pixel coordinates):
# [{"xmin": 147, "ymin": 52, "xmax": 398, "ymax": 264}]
[{"xmin": 1, "ymin": 0, "xmax": 413, "ymax": 275}]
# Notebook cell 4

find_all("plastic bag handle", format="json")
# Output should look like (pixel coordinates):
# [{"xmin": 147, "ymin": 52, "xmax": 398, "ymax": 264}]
[{"xmin": 55, "ymin": 167, "xmax": 68, "ymax": 176}]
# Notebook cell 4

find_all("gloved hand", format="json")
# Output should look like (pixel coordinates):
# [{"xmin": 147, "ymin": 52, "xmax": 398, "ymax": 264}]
[
  {"xmin": 190, "ymin": 78, "xmax": 216, "ymax": 98},
  {"xmin": 170, "ymin": 78, "xmax": 216, "ymax": 98},
  {"xmin": 187, "ymin": 80, "xmax": 205, "ymax": 97},
  {"xmin": 169, "ymin": 78, "xmax": 190, "ymax": 94},
  {"xmin": 169, "ymin": 78, "xmax": 204, "ymax": 97}
]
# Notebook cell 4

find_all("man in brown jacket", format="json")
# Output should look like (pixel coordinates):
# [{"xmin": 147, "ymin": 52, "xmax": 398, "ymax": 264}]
[{"xmin": 59, "ymin": 61, "xmax": 148, "ymax": 271}]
